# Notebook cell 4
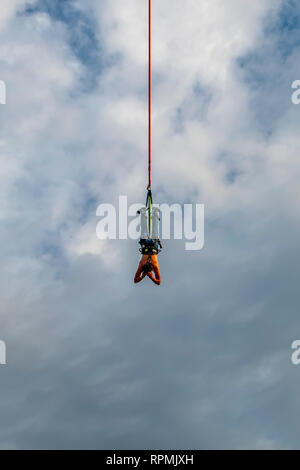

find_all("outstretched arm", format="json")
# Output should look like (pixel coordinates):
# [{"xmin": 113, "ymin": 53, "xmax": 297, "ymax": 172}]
[
  {"xmin": 147, "ymin": 265, "xmax": 161, "ymax": 286},
  {"xmin": 134, "ymin": 265, "xmax": 147, "ymax": 283}
]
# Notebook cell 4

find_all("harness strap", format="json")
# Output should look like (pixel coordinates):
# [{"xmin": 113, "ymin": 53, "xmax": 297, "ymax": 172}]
[{"xmin": 146, "ymin": 189, "xmax": 152, "ymax": 239}]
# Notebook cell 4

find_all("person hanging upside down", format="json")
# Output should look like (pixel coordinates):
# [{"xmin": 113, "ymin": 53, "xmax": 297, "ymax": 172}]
[
  {"xmin": 134, "ymin": 253, "xmax": 161, "ymax": 285},
  {"xmin": 134, "ymin": 206, "xmax": 162, "ymax": 286}
]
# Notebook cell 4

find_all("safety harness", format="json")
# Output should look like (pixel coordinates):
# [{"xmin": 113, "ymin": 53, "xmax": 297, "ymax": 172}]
[{"xmin": 139, "ymin": 238, "xmax": 162, "ymax": 256}]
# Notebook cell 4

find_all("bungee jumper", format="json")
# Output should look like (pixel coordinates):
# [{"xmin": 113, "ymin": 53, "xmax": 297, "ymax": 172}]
[
  {"xmin": 134, "ymin": 0, "xmax": 162, "ymax": 286},
  {"xmin": 134, "ymin": 200, "xmax": 162, "ymax": 285}
]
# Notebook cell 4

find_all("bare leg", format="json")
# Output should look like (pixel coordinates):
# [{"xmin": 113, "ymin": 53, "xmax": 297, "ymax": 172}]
[
  {"xmin": 151, "ymin": 207, "xmax": 161, "ymax": 240},
  {"xmin": 138, "ymin": 207, "xmax": 148, "ymax": 239}
]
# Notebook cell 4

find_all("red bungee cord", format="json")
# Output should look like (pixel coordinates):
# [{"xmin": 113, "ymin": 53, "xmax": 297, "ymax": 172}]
[{"xmin": 148, "ymin": 0, "xmax": 152, "ymax": 191}]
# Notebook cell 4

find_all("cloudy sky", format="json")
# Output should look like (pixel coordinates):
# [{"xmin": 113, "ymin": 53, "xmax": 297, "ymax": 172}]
[{"xmin": 0, "ymin": 0, "xmax": 300, "ymax": 450}]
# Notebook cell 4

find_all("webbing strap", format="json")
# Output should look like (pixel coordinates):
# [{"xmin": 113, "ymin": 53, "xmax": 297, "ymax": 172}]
[{"xmin": 146, "ymin": 189, "xmax": 152, "ymax": 239}]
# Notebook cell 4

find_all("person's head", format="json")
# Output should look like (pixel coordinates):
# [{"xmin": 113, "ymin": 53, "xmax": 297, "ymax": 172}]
[{"xmin": 142, "ymin": 261, "xmax": 153, "ymax": 273}]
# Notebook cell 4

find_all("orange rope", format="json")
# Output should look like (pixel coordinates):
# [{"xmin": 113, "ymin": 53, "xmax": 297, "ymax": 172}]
[{"xmin": 147, "ymin": 0, "xmax": 151, "ymax": 190}]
